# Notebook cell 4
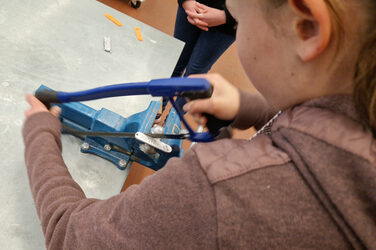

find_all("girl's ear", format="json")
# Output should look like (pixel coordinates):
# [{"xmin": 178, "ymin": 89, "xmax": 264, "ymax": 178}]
[{"xmin": 289, "ymin": 0, "xmax": 332, "ymax": 61}]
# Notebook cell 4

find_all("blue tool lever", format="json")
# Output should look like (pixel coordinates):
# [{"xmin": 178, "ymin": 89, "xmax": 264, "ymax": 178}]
[
  {"xmin": 35, "ymin": 78, "xmax": 212, "ymax": 105},
  {"xmin": 35, "ymin": 78, "xmax": 231, "ymax": 142}
]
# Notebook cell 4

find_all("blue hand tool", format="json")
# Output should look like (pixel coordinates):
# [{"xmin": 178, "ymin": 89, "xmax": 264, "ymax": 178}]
[{"xmin": 35, "ymin": 78, "xmax": 232, "ymax": 171}]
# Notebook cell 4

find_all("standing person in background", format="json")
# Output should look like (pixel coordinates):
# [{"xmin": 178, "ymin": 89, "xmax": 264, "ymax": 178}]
[
  {"xmin": 158, "ymin": 0, "xmax": 237, "ymax": 117},
  {"xmin": 173, "ymin": 0, "xmax": 237, "ymax": 77}
]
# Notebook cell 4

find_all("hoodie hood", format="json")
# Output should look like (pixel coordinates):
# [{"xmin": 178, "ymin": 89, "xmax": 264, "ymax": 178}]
[{"xmin": 271, "ymin": 95, "xmax": 376, "ymax": 249}]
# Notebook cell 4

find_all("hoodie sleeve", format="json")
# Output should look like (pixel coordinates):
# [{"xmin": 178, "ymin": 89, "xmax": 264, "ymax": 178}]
[
  {"xmin": 23, "ymin": 112, "xmax": 217, "ymax": 249},
  {"xmin": 231, "ymin": 90, "xmax": 277, "ymax": 130}
]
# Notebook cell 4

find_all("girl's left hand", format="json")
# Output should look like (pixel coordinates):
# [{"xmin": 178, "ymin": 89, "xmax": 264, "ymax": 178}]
[
  {"xmin": 24, "ymin": 94, "xmax": 61, "ymax": 119},
  {"xmin": 185, "ymin": 2, "xmax": 226, "ymax": 28}
]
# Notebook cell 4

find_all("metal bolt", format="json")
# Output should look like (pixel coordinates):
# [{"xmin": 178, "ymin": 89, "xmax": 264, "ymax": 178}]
[
  {"xmin": 180, "ymin": 129, "xmax": 188, "ymax": 134},
  {"xmin": 104, "ymin": 144, "xmax": 112, "ymax": 151},
  {"xmin": 118, "ymin": 159, "xmax": 128, "ymax": 168},
  {"xmin": 81, "ymin": 142, "xmax": 90, "ymax": 151},
  {"xmin": 139, "ymin": 144, "xmax": 156, "ymax": 154},
  {"xmin": 151, "ymin": 125, "xmax": 163, "ymax": 134}
]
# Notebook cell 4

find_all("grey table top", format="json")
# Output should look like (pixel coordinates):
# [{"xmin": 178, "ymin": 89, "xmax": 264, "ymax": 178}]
[{"xmin": 0, "ymin": 0, "xmax": 183, "ymax": 248}]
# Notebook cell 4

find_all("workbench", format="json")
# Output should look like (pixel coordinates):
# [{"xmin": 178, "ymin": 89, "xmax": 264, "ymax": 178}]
[{"xmin": 0, "ymin": 0, "xmax": 183, "ymax": 248}]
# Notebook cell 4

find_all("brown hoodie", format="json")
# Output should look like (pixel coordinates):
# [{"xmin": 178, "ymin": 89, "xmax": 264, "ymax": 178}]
[{"xmin": 23, "ymin": 92, "xmax": 376, "ymax": 249}]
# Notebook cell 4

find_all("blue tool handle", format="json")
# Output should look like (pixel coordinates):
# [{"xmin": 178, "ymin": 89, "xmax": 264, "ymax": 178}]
[
  {"xmin": 34, "ymin": 77, "xmax": 232, "ymax": 142},
  {"xmin": 35, "ymin": 78, "xmax": 212, "ymax": 107},
  {"xmin": 35, "ymin": 89, "xmax": 59, "ymax": 108}
]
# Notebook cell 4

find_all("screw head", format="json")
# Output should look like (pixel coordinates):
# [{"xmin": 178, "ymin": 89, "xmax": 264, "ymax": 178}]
[
  {"xmin": 81, "ymin": 142, "xmax": 90, "ymax": 151},
  {"xmin": 151, "ymin": 125, "xmax": 163, "ymax": 134},
  {"xmin": 180, "ymin": 129, "xmax": 189, "ymax": 134},
  {"xmin": 104, "ymin": 144, "xmax": 112, "ymax": 151},
  {"xmin": 118, "ymin": 159, "xmax": 128, "ymax": 168}
]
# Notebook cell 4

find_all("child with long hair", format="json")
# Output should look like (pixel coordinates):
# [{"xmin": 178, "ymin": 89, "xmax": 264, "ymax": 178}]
[{"xmin": 24, "ymin": 0, "xmax": 376, "ymax": 248}]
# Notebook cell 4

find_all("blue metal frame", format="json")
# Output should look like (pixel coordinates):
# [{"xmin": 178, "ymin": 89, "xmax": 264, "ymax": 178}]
[
  {"xmin": 57, "ymin": 78, "xmax": 211, "ymax": 102},
  {"xmin": 36, "ymin": 77, "xmax": 215, "ymax": 142},
  {"xmin": 41, "ymin": 87, "xmax": 184, "ymax": 171},
  {"xmin": 34, "ymin": 78, "xmax": 223, "ymax": 171}
]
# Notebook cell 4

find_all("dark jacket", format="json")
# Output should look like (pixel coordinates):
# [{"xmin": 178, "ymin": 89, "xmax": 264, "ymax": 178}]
[{"xmin": 178, "ymin": 0, "xmax": 237, "ymax": 36}]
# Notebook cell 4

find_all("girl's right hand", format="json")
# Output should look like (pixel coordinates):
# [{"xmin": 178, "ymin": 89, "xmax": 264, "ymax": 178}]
[{"xmin": 183, "ymin": 74, "xmax": 240, "ymax": 125}]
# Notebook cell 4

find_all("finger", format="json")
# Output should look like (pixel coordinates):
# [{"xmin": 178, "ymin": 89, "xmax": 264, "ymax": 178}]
[
  {"xmin": 193, "ymin": 114, "xmax": 207, "ymax": 125},
  {"xmin": 26, "ymin": 94, "xmax": 38, "ymax": 106},
  {"xmin": 189, "ymin": 74, "xmax": 216, "ymax": 87},
  {"xmin": 195, "ymin": 8, "xmax": 206, "ymax": 14},
  {"xmin": 187, "ymin": 16, "xmax": 196, "ymax": 25},
  {"xmin": 196, "ymin": 24, "xmax": 209, "ymax": 31},
  {"xmin": 186, "ymin": 11, "xmax": 209, "ymax": 28},
  {"xmin": 195, "ymin": 7, "xmax": 207, "ymax": 14},
  {"xmin": 193, "ymin": 18, "xmax": 209, "ymax": 27},
  {"xmin": 196, "ymin": 2, "xmax": 208, "ymax": 10},
  {"xmin": 189, "ymin": 74, "xmax": 207, "ymax": 78},
  {"xmin": 24, "ymin": 109, "xmax": 31, "ymax": 118},
  {"xmin": 185, "ymin": 10, "xmax": 202, "ymax": 19},
  {"xmin": 184, "ymin": 99, "xmax": 215, "ymax": 115},
  {"xmin": 194, "ymin": 4, "xmax": 207, "ymax": 14},
  {"xmin": 189, "ymin": 74, "xmax": 219, "ymax": 87},
  {"xmin": 193, "ymin": 24, "xmax": 209, "ymax": 31},
  {"xmin": 26, "ymin": 94, "xmax": 45, "ymax": 108},
  {"xmin": 49, "ymin": 106, "xmax": 61, "ymax": 118},
  {"xmin": 195, "ymin": 2, "xmax": 207, "ymax": 10}
]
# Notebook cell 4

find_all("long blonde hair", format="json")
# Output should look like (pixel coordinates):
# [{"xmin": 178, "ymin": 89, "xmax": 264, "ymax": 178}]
[{"xmin": 353, "ymin": 1, "xmax": 376, "ymax": 134}]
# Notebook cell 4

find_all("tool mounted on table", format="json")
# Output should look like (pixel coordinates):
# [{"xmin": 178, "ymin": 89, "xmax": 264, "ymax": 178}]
[{"xmin": 35, "ymin": 77, "xmax": 232, "ymax": 171}]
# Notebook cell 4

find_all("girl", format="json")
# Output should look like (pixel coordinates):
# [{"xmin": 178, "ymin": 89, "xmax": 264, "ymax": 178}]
[{"xmin": 24, "ymin": 0, "xmax": 376, "ymax": 249}]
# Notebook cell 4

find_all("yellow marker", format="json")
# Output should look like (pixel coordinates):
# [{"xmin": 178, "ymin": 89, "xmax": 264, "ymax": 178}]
[
  {"xmin": 135, "ymin": 27, "xmax": 143, "ymax": 41},
  {"xmin": 105, "ymin": 14, "xmax": 122, "ymax": 27}
]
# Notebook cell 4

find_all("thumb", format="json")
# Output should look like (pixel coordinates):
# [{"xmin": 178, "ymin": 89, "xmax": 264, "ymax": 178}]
[
  {"xmin": 26, "ymin": 94, "xmax": 43, "ymax": 107},
  {"xmin": 49, "ymin": 106, "xmax": 61, "ymax": 118},
  {"xmin": 195, "ymin": 2, "xmax": 207, "ymax": 10},
  {"xmin": 183, "ymin": 99, "xmax": 214, "ymax": 115}
]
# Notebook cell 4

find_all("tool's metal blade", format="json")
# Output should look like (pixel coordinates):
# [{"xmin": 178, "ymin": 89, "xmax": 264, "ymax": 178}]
[{"xmin": 61, "ymin": 124, "xmax": 190, "ymax": 140}]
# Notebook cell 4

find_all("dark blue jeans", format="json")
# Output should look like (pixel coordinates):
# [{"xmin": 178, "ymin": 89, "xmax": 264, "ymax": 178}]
[{"xmin": 162, "ymin": 6, "xmax": 235, "ymax": 112}]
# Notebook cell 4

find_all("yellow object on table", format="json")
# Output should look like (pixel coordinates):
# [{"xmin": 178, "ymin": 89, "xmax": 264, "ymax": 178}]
[
  {"xmin": 105, "ymin": 13, "xmax": 122, "ymax": 27},
  {"xmin": 135, "ymin": 27, "xmax": 143, "ymax": 41}
]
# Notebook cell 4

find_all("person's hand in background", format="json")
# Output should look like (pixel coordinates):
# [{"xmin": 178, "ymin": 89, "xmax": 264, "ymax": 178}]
[
  {"xmin": 24, "ymin": 94, "xmax": 61, "ymax": 119},
  {"xmin": 183, "ymin": 74, "xmax": 240, "ymax": 125},
  {"xmin": 185, "ymin": 2, "xmax": 226, "ymax": 29},
  {"xmin": 182, "ymin": 0, "xmax": 209, "ymax": 31}
]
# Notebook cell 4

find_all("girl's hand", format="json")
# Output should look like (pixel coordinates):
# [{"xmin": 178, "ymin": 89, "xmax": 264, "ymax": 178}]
[
  {"xmin": 183, "ymin": 74, "xmax": 240, "ymax": 125},
  {"xmin": 185, "ymin": 3, "xmax": 226, "ymax": 28},
  {"xmin": 25, "ymin": 94, "xmax": 61, "ymax": 119},
  {"xmin": 182, "ymin": 0, "xmax": 209, "ymax": 31}
]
